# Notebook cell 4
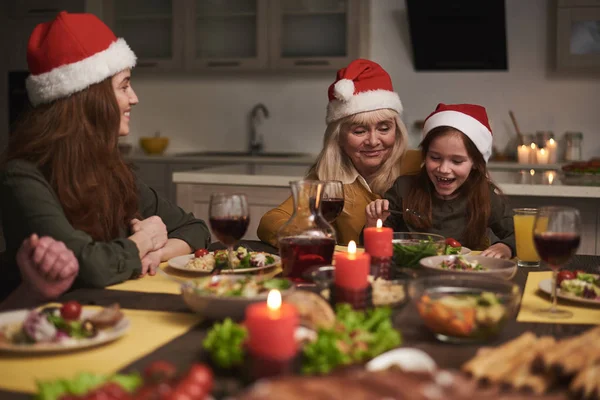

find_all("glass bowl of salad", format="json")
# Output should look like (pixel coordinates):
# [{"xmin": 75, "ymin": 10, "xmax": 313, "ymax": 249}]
[
  {"xmin": 392, "ymin": 232, "xmax": 446, "ymax": 274},
  {"xmin": 419, "ymin": 255, "xmax": 517, "ymax": 280},
  {"xmin": 181, "ymin": 275, "xmax": 295, "ymax": 320},
  {"xmin": 409, "ymin": 274, "xmax": 521, "ymax": 343}
]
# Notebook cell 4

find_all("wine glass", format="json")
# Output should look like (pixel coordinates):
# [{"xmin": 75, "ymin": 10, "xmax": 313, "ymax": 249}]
[
  {"xmin": 532, "ymin": 206, "xmax": 581, "ymax": 319},
  {"xmin": 209, "ymin": 193, "xmax": 250, "ymax": 272},
  {"xmin": 320, "ymin": 180, "xmax": 345, "ymax": 223}
]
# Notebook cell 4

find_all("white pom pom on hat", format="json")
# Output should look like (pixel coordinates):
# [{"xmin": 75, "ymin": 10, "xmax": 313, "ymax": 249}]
[{"xmin": 326, "ymin": 59, "xmax": 403, "ymax": 124}]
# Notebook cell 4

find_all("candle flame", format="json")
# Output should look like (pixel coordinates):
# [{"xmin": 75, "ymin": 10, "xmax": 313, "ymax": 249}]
[
  {"xmin": 520, "ymin": 144, "xmax": 527, "ymax": 149},
  {"xmin": 348, "ymin": 240, "xmax": 357, "ymax": 254},
  {"xmin": 530, "ymin": 169, "xmax": 535, "ymax": 176},
  {"xmin": 376, "ymin": 219, "xmax": 383, "ymax": 228},
  {"xmin": 548, "ymin": 173, "xmax": 554, "ymax": 184},
  {"xmin": 530, "ymin": 143, "xmax": 537, "ymax": 149},
  {"xmin": 540, "ymin": 148, "xmax": 546, "ymax": 155},
  {"xmin": 267, "ymin": 290, "xmax": 281, "ymax": 310},
  {"xmin": 549, "ymin": 138, "xmax": 555, "ymax": 145}
]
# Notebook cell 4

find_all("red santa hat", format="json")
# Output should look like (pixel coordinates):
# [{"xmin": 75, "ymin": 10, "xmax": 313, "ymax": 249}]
[
  {"xmin": 326, "ymin": 59, "xmax": 403, "ymax": 124},
  {"xmin": 423, "ymin": 103, "xmax": 494, "ymax": 162},
  {"xmin": 26, "ymin": 11, "xmax": 137, "ymax": 107}
]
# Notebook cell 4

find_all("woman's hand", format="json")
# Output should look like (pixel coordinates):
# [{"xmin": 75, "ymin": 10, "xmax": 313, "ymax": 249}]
[
  {"xmin": 140, "ymin": 248, "xmax": 163, "ymax": 277},
  {"xmin": 130, "ymin": 216, "xmax": 168, "ymax": 252},
  {"xmin": 480, "ymin": 242, "xmax": 512, "ymax": 259},
  {"xmin": 365, "ymin": 199, "xmax": 390, "ymax": 227},
  {"xmin": 16, "ymin": 234, "xmax": 79, "ymax": 299}
]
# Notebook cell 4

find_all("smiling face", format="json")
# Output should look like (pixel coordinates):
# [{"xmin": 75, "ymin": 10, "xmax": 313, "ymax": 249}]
[
  {"xmin": 111, "ymin": 69, "xmax": 138, "ymax": 136},
  {"xmin": 340, "ymin": 110, "xmax": 397, "ymax": 180},
  {"xmin": 424, "ymin": 129, "xmax": 475, "ymax": 199}
]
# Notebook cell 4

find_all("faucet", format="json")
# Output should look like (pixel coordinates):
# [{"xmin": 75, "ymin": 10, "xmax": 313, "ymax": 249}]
[{"xmin": 249, "ymin": 103, "xmax": 269, "ymax": 155}]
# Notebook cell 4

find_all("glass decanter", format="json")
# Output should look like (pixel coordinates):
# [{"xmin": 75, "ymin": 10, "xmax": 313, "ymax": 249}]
[{"xmin": 277, "ymin": 180, "xmax": 336, "ymax": 282}]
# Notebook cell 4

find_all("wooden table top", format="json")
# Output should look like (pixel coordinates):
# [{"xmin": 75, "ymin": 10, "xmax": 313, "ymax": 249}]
[{"xmin": 1, "ymin": 250, "xmax": 598, "ymax": 399}]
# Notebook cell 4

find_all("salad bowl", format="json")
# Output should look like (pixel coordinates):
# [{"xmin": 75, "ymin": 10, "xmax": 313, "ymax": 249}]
[
  {"xmin": 181, "ymin": 275, "xmax": 295, "ymax": 320},
  {"xmin": 392, "ymin": 232, "xmax": 446, "ymax": 272},
  {"xmin": 419, "ymin": 255, "xmax": 517, "ymax": 280}
]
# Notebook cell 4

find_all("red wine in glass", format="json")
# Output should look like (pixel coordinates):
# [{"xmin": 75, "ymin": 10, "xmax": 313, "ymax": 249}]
[
  {"xmin": 209, "ymin": 216, "xmax": 250, "ymax": 246},
  {"xmin": 279, "ymin": 236, "xmax": 336, "ymax": 282},
  {"xmin": 320, "ymin": 198, "xmax": 345, "ymax": 223},
  {"xmin": 533, "ymin": 232, "xmax": 581, "ymax": 266}
]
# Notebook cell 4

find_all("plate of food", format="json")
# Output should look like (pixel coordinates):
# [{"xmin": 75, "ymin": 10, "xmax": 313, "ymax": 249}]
[
  {"xmin": 419, "ymin": 255, "xmax": 517, "ymax": 280},
  {"xmin": 181, "ymin": 275, "xmax": 295, "ymax": 320},
  {"xmin": 168, "ymin": 246, "xmax": 280, "ymax": 274},
  {"xmin": 538, "ymin": 270, "xmax": 600, "ymax": 305},
  {"xmin": 0, "ymin": 302, "xmax": 129, "ymax": 353}
]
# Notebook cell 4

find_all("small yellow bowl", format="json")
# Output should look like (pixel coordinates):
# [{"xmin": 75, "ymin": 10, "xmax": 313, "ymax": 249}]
[{"xmin": 139, "ymin": 137, "xmax": 169, "ymax": 155}]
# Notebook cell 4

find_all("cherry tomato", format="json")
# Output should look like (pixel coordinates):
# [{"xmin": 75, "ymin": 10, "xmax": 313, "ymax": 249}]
[
  {"xmin": 60, "ymin": 301, "xmax": 82, "ymax": 320},
  {"xmin": 184, "ymin": 364, "xmax": 213, "ymax": 393},
  {"xmin": 194, "ymin": 249, "xmax": 209, "ymax": 258},
  {"xmin": 176, "ymin": 379, "xmax": 206, "ymax": 400},
  {"xmin": 557, "ymin": 270, "xmax": 576, "ymax": 286},
  {"xmin": 143, "ymin": 360, "xmax": 177, "ymax": 383},
  {"xmin": 445, "ymin": 238, "xmax": 461, "ymax": 248}
]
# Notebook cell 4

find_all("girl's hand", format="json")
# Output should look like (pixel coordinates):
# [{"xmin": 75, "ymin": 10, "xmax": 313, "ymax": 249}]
[
  {"xmin": 139, "ymin": 249, "xmax": 163, "ymax": 277},
  {"xmin": 480, "ymin": 242, "xmax": 512, "ymax": 259},
  {"xmin": 130, "ymin": 216, "xmax": 168, "ymax": 251},
  {"xmin": 365, "ymin": 199, "xmax": 390, "ymax": 227}
]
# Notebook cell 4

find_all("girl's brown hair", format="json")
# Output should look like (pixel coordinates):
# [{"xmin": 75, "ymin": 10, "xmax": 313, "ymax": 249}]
[
  {"xmin": 403, "ymin": 127, "xmax": 493, "ymax": 249},
  {"xmin": 5, "ymin": 78, "xmax": 138, "ymax": 241}
]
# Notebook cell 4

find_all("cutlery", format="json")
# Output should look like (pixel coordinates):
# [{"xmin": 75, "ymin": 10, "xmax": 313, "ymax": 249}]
[{"xmin": 388, "ymin": 208, "xmax": 426, "ymax": 220}]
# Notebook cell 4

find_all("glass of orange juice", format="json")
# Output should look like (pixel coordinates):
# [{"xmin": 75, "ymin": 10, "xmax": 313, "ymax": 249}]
[{"xmin": 513, "ymin": 208, "xmax": 540, "ymax": 267}]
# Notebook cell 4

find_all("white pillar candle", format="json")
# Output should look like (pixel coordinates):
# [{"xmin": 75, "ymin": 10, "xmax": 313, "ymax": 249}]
[
  {"xmin": 545, "ymin": 138, "xmax": 557, "ymax": 163},
  {"xmin": 529, "ymin": 143, "xmax": 537, "ymax": 164},
  {"xmin": 536, "ymin": 147, "xmax": 549, "ymax": 164},
  {"xmin": 517, "ymin": 145, "xmax": 530, "ymax": 164}
]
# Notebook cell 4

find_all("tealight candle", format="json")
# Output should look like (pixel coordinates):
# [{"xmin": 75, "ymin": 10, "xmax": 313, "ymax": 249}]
[
  {"xmin": 245, "ymin": 290, "xmax": 298, "ymax": 361},
  {"xmin": 544, "ymin": 171, "xmax": 556, "ymax": 185},
  {"xmin": 364, "ymin": 219, "xmax": 393, "ymax": 279},
  {"xmin": 536, "ymin": 148, "xmax": 549, "ymax": 164},
  {"xmin": 517, "ymin": 145, "xmax": 530, "ymax": 164},
  {"xmin": 333, "ymin": 240, "xmax": 371, "ymax": 309},
  {"xmin": 545, "ymin": 138, "xmax": 557, "ymax": 163}
]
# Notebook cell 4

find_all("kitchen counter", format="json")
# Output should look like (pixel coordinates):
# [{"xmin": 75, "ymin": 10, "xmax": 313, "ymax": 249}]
[{"xmin": 173, "ymin": 164, "xmax": 600, "ymax": 198}]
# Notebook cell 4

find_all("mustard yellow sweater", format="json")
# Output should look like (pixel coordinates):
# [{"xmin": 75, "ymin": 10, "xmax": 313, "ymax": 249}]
[{"xmin": 257, "ymin": 150, "xmax": 423, "ymax": 247}]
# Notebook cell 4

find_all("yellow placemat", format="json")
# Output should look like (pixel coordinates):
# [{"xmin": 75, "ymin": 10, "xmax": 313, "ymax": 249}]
[
  {"xmin": 108, "ymin": 262, "xmax": 283, "ymax": 294},
  {"xmin": 517, "ymin": 271, "xmax": 600, "ymax": 325},
  {"xmin": 334, "ymin": 245, "xmax": 365, "ymax": 253},
  {"xmin": 0, "ymin": 308, "xmax": 201, "ymax": 393}
]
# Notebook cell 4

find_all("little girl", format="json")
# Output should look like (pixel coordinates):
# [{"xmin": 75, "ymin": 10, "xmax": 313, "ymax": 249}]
[{"xmin": 365, "ymin": 103, "xmax": 515, "ymax": 259}]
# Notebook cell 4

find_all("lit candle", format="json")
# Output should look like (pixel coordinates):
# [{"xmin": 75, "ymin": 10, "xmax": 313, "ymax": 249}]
[
  {"xmin": 364, "ymin": 219, "xmax": 393, "ymax": 257},
  {"xmin": 334, "ymin": 240, "xmax": 370, "ymax": 290},
  {"xmin": 536, "ymin": 148, "xmax": 549, "ymax": 164},
  {"xmin": 544, "ymin": 171, "xmax": 555, "ymax": 185},
  {"xmin": 517, "ymin": 145, "xmax": 530, "ymax": 164},
  {"xmin": 545, "ymin": 138, "xmax": 557, "ymax": 163},
  {"xmin": 245, "ymin": 290, "xmax": 299, "ymax": 361},
  {"xmin": 529, "ymin": 143, "xmax": 537, "ymax": 164}
]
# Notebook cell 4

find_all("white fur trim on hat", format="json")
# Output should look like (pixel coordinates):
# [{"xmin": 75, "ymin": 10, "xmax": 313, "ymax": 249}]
[
  {"xmin": 26, "ymin": 38, "xmax": 137, "ymax": 106},
  {"xmin": 333, "ymin": 79, "xmax": 355, "ymax": 101},
  {"xmin": 326, "ymin": 90, "xmax": 403, "ymax": 124},
  {"xmin": 423, "ymin": 110, "xmax": 493, "ymax": 162}
]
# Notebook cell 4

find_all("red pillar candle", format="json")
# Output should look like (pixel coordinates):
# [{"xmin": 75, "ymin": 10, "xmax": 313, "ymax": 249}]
[
  {"xmin": 334, "ymin": 240, "xmax": 371, "ymax": 289},
  {"xmin": 245, "ymin": 290, "xmax": 299, "ymax": 361},
  {"xmin": 364, "ymin": 219, "xmax": 393, "ymax": 257}
]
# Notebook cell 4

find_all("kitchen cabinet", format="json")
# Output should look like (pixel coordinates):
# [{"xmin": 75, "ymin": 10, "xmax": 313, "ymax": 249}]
[
  {"xmin": 556, "ymin": 0, "xmax": 600, "ymax": 70},
  {"xmin": 102, "ymin": 0, "xmax": 186, "ymax": 71},
  {"xmin": 101, "ymin": 0, "xmax": 369, "ymax": 72}
]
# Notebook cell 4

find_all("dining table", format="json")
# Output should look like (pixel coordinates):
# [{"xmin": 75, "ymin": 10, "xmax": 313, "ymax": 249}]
[{"xmin": 1, "ymin": 241, "xmax": 598, "ymax": 400}]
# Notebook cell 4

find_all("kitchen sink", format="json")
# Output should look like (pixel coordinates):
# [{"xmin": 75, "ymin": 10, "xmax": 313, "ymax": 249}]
[{"xmin": 175, "ymin": 151, "xmax": 312, "ymax": 158}]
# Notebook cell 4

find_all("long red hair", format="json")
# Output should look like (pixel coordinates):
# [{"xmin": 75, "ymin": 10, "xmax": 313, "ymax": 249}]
[
  {"xmin": 4, "ymin": 78, "xmax": 139, "ymax": 241},
  {"xmin": 403, "ymin": 127, "xmax": 494, "ymax": 249}
]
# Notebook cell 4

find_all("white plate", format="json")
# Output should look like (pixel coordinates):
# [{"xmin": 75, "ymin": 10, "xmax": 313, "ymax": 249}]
[
  {"xmin": 167, "ymin": 253, "xmax": 280, "ymax": 274},
  {"xmin": 538, "ymin": 278, "xmax": 600, "ymax": 306},
  {"xmin": 460, "ymin": 247, "xmax": 472, "ymax": 255},
  {"xmin": 0, "ymin": 308, "xmax": 130, "ymax": 354}
]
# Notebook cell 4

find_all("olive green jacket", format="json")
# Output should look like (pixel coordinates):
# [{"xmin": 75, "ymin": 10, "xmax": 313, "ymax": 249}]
[{"xmin": 0, "ymin": 159, "xmax": 210, "ymax": 299}]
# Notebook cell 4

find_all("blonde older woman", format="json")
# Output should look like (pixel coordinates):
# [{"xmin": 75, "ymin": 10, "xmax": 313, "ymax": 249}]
[{"xmin": 258, "ymin": 59, "xmax": 419, "ymax": 246}]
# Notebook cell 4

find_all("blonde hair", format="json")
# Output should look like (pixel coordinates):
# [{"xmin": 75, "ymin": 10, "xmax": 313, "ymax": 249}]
[{"xmin": 311, "ymin": 109, "xmax": 408, "ymax": 195}]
